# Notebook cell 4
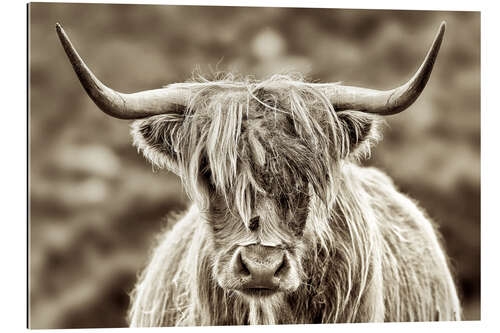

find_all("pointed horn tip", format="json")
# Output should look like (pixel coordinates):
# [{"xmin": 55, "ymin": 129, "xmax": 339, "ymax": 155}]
[
  {"xmin": 55, "ymin": 23, "xmax": 67, "ymax": 41},
  {"xmin": 437, "ymin": 21, "xmax": 446, "ymax": 39}
]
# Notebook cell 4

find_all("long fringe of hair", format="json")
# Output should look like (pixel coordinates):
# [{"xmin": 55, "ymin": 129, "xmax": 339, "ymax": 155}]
[{"xmin": 131, "ymin": 74, "xmax": 378, "ymax": 224}]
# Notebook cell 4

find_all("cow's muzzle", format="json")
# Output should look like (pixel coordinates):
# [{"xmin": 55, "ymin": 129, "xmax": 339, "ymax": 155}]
[{"xmin": 231, "ymin": 244, "xmax": 290, "ymax": 296}]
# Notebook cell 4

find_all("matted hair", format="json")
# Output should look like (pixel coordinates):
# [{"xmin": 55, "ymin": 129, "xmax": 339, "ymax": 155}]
[{"xmin": 128, "ymin": 74, "xmax": 460, "ymax": 325}]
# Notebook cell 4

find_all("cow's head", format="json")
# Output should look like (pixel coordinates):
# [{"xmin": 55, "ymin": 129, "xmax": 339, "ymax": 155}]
[{"xmin": 56, "ymin": 22, "xmax": 445, "ymax": 300}]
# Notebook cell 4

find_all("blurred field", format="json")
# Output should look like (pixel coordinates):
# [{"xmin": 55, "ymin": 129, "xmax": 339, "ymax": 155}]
[{"xmin": 28, "ymin": 3, "xmax": 480, "ymax": 328}]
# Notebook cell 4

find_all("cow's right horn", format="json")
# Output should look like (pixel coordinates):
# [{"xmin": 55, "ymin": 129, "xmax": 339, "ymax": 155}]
[{"xmin": 56, "ymin": 23, "xmax": 188, "ymax": 120}]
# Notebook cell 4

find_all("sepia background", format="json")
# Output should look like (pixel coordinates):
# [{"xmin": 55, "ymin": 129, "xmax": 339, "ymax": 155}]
[{"xmin": 29, "ymin": 3, "xmax": 480, "ymax": 328}]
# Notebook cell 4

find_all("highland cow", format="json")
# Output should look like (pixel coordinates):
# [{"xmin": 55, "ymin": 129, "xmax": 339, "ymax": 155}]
[{"xmin": 56, "ymin": 21, "xmax": 461, "ymax": 325}]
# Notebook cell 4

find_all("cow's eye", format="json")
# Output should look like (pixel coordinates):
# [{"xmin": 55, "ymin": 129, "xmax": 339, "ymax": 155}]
[
  {"xmin": 200, "ymin": 166, "xmax": 216, "ymax": 194},
  {"xmin": 277, "ymin": 194, "xmax": 289, "ymax": 208}
]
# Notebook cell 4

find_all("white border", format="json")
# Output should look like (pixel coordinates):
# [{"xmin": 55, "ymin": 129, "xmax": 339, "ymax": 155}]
[{"xmin": 3, "ymin": 0, "xmax": 497, "ymax": 332}]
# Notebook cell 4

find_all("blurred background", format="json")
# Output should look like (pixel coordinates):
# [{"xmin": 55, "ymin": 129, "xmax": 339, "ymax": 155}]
[{"xmin": 28, "ymin": 3, "xmax": 480, "ymax": 328}]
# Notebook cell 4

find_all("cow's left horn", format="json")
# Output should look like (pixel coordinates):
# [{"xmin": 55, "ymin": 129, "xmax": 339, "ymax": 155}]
[
  {"xmin": 56, "ymin": 23, "xmax": 188, "ymax": 119},
  {"xmin": 315, "ymin": 21, "xmax": 446, "ymax": 115}
]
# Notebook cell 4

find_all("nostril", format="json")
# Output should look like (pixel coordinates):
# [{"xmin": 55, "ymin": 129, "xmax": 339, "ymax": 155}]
[
  {"xmin": 274, "ymin": 255, "xmax": 287, "ymax": 277},
  {"xmin": 236, "ymin": 251, "xmax": 251, "ymax": 276}
]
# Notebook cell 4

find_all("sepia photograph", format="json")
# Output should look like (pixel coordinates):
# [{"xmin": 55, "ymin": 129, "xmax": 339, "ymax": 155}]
[{"xmin": 28, "ymin": 2, "xmax": 480, "ymax": 329}]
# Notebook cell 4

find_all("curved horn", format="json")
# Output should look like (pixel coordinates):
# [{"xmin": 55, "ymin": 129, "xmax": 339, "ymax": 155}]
[
  {"xmin": 55, "ymin": 23, "xmax": 188, "ymax": 119},
  {"xmin": 315, "ymin": 21, "xmax": 446, "ymax": 115}
]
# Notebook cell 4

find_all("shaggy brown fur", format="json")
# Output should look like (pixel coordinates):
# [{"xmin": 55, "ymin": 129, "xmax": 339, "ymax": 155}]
[{"xmin": 127, "ymin": 75, "xmax": 461, "ymax": 326}]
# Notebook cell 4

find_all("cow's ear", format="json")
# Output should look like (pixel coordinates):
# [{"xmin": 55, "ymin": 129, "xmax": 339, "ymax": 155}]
[
  {"xmin": 337, "ymin": 111, "xmax": 380, "ymax": 159},
  {"xmin": 130, "ymin": 115, "xmax": 185, "ymax": 173}
]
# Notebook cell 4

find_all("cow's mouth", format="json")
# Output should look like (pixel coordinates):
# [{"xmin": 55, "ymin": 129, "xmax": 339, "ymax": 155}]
[{"xmin": 239, "ymin": 288, "xmax": 279, "ymax": 297}]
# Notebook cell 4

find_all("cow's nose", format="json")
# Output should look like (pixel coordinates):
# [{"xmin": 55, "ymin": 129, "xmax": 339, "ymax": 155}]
[{"xmin": 234, "ymin": 244, "xmax": 287, "ymax": 290}]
